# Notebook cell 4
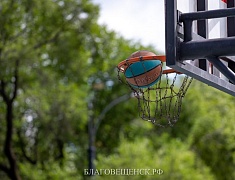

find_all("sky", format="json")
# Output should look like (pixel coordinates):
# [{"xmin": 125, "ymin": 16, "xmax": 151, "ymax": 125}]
[
  {"xmin": 92, "ymin": 0, "xmax": 166, "ymax": 53},
  {"xmin": 92, "ymin": 0, "xmax": 225, "ymax": 54}
]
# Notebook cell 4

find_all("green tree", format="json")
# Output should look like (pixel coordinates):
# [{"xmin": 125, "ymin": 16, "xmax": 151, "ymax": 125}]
[
  {"xmin": 3, "ymin": 0, "xmax": 234, "ymax": 180},
  {"xmin": 96, "ymin": 134, "xmax": 215, "ymax": 180},
  {"xmin": 0, "ymin": 0, "xmax": 156, "ymax": 179},
  {"xmin": 0, "ymin": 0, "xmax": 98, "ymax": 179},
  {"xmin": 95, "ymin": 81, "xmax": 234, "ymax": 180},
  {"xmin": 186, "ymin": 81, "xmax": 235, "ymax": 180}
]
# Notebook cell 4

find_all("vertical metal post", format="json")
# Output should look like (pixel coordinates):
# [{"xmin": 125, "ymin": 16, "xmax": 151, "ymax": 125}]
[
  {"xmin": 197, "ymin": 0, "xmax": 208, "ymax": 71},
  {"xmin": 227, "ymin": 0, "xmax": 235, "ymax": 37},
  {"xmin": 227, "ymin": 0, "xmax": 235, "ymax": 77},
  {"xmin": 184, "ymin": 20, "xmax": 193, "ymax": 42},
  {"xmin": 165, "ymin": 0, "xmax": 178, "ymax": 66},
  {"xmin": 88, "ymin": 100, "xmax": 96, "ymax": 176}
]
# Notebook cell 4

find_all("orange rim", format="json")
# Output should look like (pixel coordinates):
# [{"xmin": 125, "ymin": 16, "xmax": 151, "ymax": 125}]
[
  {"xmin": 162, "ymin": 69, "xmax": 182, "ymax": 74},
  {"xmin": 117, "ymin": 55, "xmax": 181, "ymax": 74}
]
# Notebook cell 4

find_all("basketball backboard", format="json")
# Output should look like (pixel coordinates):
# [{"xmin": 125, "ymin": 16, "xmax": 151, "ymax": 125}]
[{"xmin": 165, "ymin": 0, "xmax": 235, "ymax": 96}]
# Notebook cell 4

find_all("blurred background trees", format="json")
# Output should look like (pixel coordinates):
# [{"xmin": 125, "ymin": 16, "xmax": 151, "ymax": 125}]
[{"xmin": 0, "ymin": 0, "xmax": 234, "ymax": 179}]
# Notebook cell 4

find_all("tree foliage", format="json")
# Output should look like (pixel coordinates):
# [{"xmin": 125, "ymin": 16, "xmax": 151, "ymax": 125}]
[
  {"xmin": 97, "ymin": 135, "xmax": 214, "ymax": 180},
  {"xmin": 0, "ymin": 0, "xmax": 151, "ymax": 179},
  {"xmin": 96, "ymin": 81, "xmax": 235, "ymax": 180},
  {"xmin": 186, "ymin": 82, "xmax": 235, "ymax": 180}
]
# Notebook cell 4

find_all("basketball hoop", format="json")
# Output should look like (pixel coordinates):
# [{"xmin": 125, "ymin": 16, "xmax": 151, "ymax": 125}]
[{"xmin": 117, "ymin": 51, "xmax": 193, "ymax": 127}]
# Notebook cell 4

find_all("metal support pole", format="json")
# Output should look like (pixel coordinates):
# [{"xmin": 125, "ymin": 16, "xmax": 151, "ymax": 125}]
[
  {"xmin": 184, "ymin": 20, "xmax": 193, "ymax": 42},
  {"xmin": 180, "ymin": 37, "xmax": 235, "ymax": 60},
  {"xmin": 227, "ymin": 0, "xmax": 235, "ymax": 36},
  {"xmin": 180, "ymin": 7, "xmax": 235, "ymax": 21},
  {"xmin": 87, "ymin": 92, "xmax": 131, "ymax": 176},
  {"xmin": 227, "ymin": 0, "xmax": 235, "ymax": 77},
  {"xmin": 206, "ymin": 56, "xmax": 235, "ymax": 84},
  {"xmin": 197, "ymin": 0, "xmax": 208, "ymax": 71},
  {"xmin": 180, "ymin": 7, "xmax": 235, "ymax": 48},
  {"xmin": 165, "ymin": 0, "xmax": 178, "ymax": 66},
  {"xmin": 87, "ymin": 146, "xmax": 96, "ymax": 175},
  {"xmin": 88, "ymin": 100, "xmax": 95, "ymax": 176}
]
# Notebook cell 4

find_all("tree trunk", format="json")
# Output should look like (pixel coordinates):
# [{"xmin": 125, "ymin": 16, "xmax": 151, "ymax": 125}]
[
  {"xmin": 4, "ymin": 103, "xmax": 21, "ymax": 180},
  {"xmin": 0, "ymin": 60, "xmax": 21, "ymax": 180}
]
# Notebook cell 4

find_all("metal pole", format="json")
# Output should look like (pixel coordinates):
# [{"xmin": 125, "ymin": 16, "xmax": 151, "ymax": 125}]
[
  {"xmin": 87, "ymin": 100, "xmax": 95, "ymax": 176},
  {"xmin": 87, "ymin": 93, "xmax": 131, "ymax": 176},
  {"xmin": 197, "ymin": 0, "xmax": 208, "ymax": 71},
  {"xmin": 206, "ymin": 56, "xmax": 235, "ymax": 84},
  {"xmin": 180, "ymin": 37, "xmax": 235, "ymax": 60},
  {"xmin": 180, "ymin": 7, "xmax": 235, "ymax": 21},
  {"xmin": 227, "ymin": 0, "xmax": 235, "ymax": 78},
  {"xmin": 94, "ymin": 94, "xmax": 131, "ymax": 135},
  {"xmin": 165, "ymin": 0, "xmax": 178, "ymax": 66}
]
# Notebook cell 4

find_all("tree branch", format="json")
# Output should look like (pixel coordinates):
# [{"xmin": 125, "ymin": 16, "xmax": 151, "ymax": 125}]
[
  {"xmin": 17, "ymin": 130, "xmax": 37, "ymax": 165},
  {"xmin": 0, "ymin": 163, "xmax": 10, "ymax": 174},
  {"xmin": 33, "ymin": 31, "xmax": 60, "ymax": 49},
  {"xmin": 0, "ymin": 80, "xmax": 10, "ymax": 103},
  {"xmin": 0, "ymin": 59, "xmax": 21, "ymax": 180},
  {"xmin": 0, "ymin": 59, "xmax": 19, "ymax": 104},
  {"xmin": 10, "ymin": 59, "xmax": 19, "ymax": 102},
  {"xmin": 55, "ymin": 138, "xmax": 64, "ymax": 167},
  {"xmin": 4, "ymin": 102, "xmax": 21, "ymax": 180}
]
